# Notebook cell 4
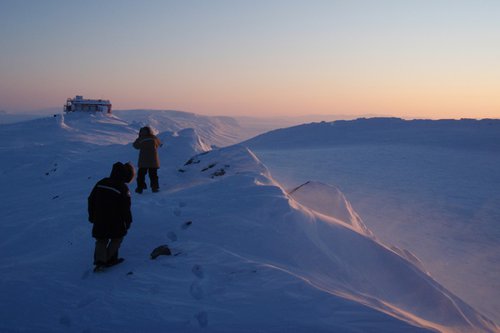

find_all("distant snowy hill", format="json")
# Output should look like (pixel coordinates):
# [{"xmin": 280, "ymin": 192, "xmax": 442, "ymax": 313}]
[
  {"xmin": 0, "ymin": 109, "xmax": 260, "ymax": 147},
  {"xmin": 114, "ymin": 109, "xmax": 253, "ymax": 147},
  {"xmin": 233, "ymin": 113, "xmax": 385, "ymax": 135},
  {"xmin": 243, "ymin": 117, "xmax": 500, "ymax": 151},
  {"xmin": 0, "ymin": 112, "xmax": 498, "ymax": 332}
]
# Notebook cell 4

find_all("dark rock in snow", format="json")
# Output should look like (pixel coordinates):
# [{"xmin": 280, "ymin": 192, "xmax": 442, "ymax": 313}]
[
  {"xmin": 201, "ymin": 163, "xmax": 216, "ymax": 172},
  {"xmin": 184, "ymin": 157, "xmax": 200, "ymax": 166},
  {"xmin": 211, "ymin": 169, "xmax": 225, "ymax": 178},
  {"xmin": 150, "ymin": 245, "xmax": 172, "ymax": 259},
  {"xmin": 191, "ymin": 264, "xmax": 204, "ymax": 279}
]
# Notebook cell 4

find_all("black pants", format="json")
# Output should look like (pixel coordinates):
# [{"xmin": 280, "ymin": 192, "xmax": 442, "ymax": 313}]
[
  {"xmin": 94, "ymin": 237, "xmax": 123, "ymax": 265},
  {"xmin": 137, "ymin": 167, "xmax": 159, "ymax": 190}
]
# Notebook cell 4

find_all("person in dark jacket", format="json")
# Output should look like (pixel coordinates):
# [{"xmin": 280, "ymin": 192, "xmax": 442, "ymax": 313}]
[
  {"xmin": 133, "ymin": 126, "xmax": 162, "ymax": 193},
  {"xmin": 88, "ymin": 162, "xmax": 135, "ymax": 271}
]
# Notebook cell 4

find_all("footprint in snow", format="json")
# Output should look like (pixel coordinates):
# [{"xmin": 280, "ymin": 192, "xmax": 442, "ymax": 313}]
[
  {"xmin": 81, "ymin": 269, "xmax": 92, "ymax": 280},
  {"xmin": 167, "ymin": 231, "xmax": 178, "ymax": 242},
  {"xmin": 191, "ymin": 264, "xmax": 204, "ymax": 279},
  {"xmin": 181, "ymin": 221, "xmax": 192, "ymax": 230},
  {"xmin": 195, "ymin": 311, "xmax": 208, "ymax": 328},
  {"xmin": 189, "ymin": 281, "xmax": 204, "ymax": 300},
  {"xmin": 59, "ymin": 315, "xmax": 72, "ymax": 327}
]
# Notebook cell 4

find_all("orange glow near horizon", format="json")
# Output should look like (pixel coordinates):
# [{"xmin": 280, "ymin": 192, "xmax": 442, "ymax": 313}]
[{"xmin": 1, "ymin": 2, "xmax": 499, "ymax": 119}]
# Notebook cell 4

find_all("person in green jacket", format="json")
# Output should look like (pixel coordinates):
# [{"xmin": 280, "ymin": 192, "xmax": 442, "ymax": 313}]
[{"xmin": 133, "ymin": 126, "xmax": 162, "ymax": 193}]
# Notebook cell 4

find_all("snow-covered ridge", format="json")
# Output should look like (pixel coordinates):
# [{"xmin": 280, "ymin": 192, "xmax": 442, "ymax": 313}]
[
  {"xmin": 0, "ymin": 112, "xmax": 138, "ymax": 148},
  {"xmin": 172, "ymin": 145, "xmax": 499, "ymax": 332},
  {"xmin": 0, "ymin": 110, "xmax": 250, "ymax": 149},
  {"xmin": 243, "ymin": 117, "xmax": 500, "ymax": 151},
  {"xmin": 114, "ymin": 109, "xmax": 250, "ymax": 147},
  {"xmin": 0, "ymin": 111, "xmax": 498, "ymax": 332}
]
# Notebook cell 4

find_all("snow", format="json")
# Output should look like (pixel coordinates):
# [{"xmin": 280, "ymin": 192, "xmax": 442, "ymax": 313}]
[
  {"xmin": 0, "ymin": 112, "xmax": 498, "ymax": 332},
  {"xmin": 244, "ymin": 118, "xmax": 500, "ymax": 325},
  {"xmin": 244, "ymin": 118, "xmax": 500, "ymax": 151},
  {"xmin": 288, "ymin": 181, "xmax": 373, "ymax": 237},
  {"xmin": 113, "ymin": 109, "xmax": 253, "ymax": 147}
]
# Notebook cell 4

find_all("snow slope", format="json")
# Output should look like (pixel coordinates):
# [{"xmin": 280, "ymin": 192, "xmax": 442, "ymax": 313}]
[
  {"xmin": 244, "ymin": 117, "xmax": 500, "ymax": 323},
  {"xmin": 0, "ymin": 113, "xmax": 498, "ymax": 332},
  {"xmin": 244, "ymin": 117, "xmax": 500, "ymax": 151},
  {"xmin": 288, "ymin": 181, "xmax": 373, "ymax": 238},
  {"xmin": 113, "ymin": 109, "xmax": 251, "ymax": 147}
]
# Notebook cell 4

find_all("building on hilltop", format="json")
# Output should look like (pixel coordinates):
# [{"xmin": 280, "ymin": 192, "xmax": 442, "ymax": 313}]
[{"xmin": 64, "ymin": 95, "xmax": 112, "ymax": 114}]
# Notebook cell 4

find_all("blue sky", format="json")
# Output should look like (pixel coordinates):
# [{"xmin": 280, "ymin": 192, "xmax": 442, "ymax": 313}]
[{"xmin": 1, "ymin": 0, "xmax": 499, "ymax": 118}]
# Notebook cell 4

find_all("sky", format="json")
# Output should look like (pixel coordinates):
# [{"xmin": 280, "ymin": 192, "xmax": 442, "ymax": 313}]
[{"xmin": 0, "ymin": 0, "xmax": 499, "ymax": 119}]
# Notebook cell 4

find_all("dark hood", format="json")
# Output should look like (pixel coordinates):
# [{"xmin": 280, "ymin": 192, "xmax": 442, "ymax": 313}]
[
  {"xmin": 110, "ymin": 162, "xmax": 135, "ymax": 183},
  {"xmin": 139, "ymin": 126, "xmax": 153, "ymax": 137}
]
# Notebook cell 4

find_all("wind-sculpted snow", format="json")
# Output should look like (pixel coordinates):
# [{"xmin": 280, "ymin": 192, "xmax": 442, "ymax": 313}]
[
  {"xmin": 114, "ymin": 109, "xmax": 247, "ymax": 147},
  {"xmin": 157, "ymin": 128, "xmax": 212, "ymax": 165},
  {"xmin": 248, "ymin": 121, "xmax": 500, "ymax": 322},
  {"xmin": 176, "ymin": 145, "xmax": 271, "ymax": 182},
  {"xmin": 287, "ymin": 181, "xmax": 373, "ymax": 237},
  {"xmin": 0, "ymin": 109, "xmax": 249, "ymax": 149},
  {"xmin": 173, "ymin": 145, "xmax": 499, "ymax": 333},
  {"xmin": 0, "ymin": 111, "xmax": 498, "ymax": 332},
  {"xmin": 0, "ymin": 112, "xmax": 138, "ymax": 148}
]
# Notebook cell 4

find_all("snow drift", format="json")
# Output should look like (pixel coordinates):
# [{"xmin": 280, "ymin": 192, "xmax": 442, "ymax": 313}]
[
  {"xmin": 114, "ymin": 109, "xmax": 249, "ymax": 147},
  {"xmin": 288, "ymin": 181, "xmax": 373, "ymax": 237},
  {"xmin": 242, "ymin": 116, "xmax": 500, "ymax": 323},
  {"xmin": 0, "ymin": 112, "xmax": 498, "ymax": 332},
  {"xmin": 173, "ymin": 145, "xmax": 498, "ymax": 333}
]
